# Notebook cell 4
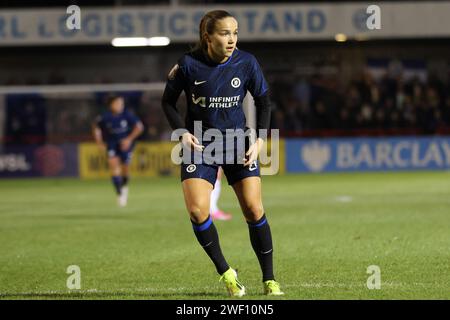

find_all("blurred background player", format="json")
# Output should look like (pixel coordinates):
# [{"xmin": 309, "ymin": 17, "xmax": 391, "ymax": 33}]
[
  {"xmin": 210, "ymin": 168, "xmax": 233, "ymax": 221},
  {"xmin": 92, "ymin": 95, "xmax": 144, "ymax": 207}
]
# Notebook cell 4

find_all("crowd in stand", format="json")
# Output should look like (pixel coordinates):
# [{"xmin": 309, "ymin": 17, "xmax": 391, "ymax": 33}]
[
  {"xmin": 3, "ymin": 68, "xmax": 450, "ymax": 144},
  {"xmin": 270, "ymin": 70, "xmax": 450, "ymax": 135}
]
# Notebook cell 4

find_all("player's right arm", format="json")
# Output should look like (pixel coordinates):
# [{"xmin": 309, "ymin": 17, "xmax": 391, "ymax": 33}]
[
  {"xmin": 92, "ymin": 115, "xmax": 106, "ymax": 151},
  {"xmin": 161, "ymin": 60, "xmax": 204, "ymax": 151}
]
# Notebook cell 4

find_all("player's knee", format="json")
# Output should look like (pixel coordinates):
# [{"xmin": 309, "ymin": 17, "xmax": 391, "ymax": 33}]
[
  {"xmin": 187, "ymin": 203, "xmax": 209, "ymax": 223},
  {"xmin": 109, "ymin": 161, "xmax": 121, "ymax": 175},
  {"xmin": 244, "ymin": 203, "xmax": 264, "ymax": 222}
]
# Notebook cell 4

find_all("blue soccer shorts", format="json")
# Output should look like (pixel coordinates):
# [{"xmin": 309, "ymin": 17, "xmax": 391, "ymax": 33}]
[
  {"xmin": 179, "ymin": 129, "xmax": 261, "ymax": 186},
  {"xmin": 181, "ymin": 160, "xmax": 260, "ymax": 187},
  {"xmin": 107, "ymin": 141, "xmax": 135, "ymax": 164}
]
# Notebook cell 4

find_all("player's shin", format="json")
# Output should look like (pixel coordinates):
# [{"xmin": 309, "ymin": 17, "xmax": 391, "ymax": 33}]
[
  {"xmin": 122, "ymin": 176, "xmax": 129, "ymax": 187},
  {"xmin": 247, "ymin": 214, "xmax": 275, "ymax": 282},
  {"xmin": 191, "ymin": 215, "xmax": 230, "ymax": 275},
  {"xmin": 111, "ymin": 176, "xmax": 122, "ymax": 195}
]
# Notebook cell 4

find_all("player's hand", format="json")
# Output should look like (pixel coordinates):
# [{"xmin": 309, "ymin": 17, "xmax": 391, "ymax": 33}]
[
  {"xmin": 181, "ymin": 132, "xmax": 204, "ymax": 152},
  {"xmin": 244, "ymin": 137, "xmax": 264, "ymax": 167},
  {"xmin": 120, "ymin": 138, "xmax": 132, "ymax": 151}
]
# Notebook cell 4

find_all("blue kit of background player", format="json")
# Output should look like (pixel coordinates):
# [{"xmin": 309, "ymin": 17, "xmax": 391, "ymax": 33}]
[{"xmin": 93, "ymin": 94, "xmax": 143, "ymax": 207}]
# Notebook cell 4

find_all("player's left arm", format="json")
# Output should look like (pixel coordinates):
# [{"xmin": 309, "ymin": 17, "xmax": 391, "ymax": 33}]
[
  {"xmin": 244, "ymin": 56, "xmax": 272, "ymax": 167},
  {"xmin": 244, "ymin": 94, "xmax": 271, "ymax": 166},
  {"xmin": 121, "ymin": 117, "xmax": 144, "ymax": 151}
]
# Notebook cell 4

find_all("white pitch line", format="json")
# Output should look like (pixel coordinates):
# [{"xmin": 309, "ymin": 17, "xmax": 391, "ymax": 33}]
[{"xmin": 335, "ymin": 195, "xmax": 353, "ymax": 203}]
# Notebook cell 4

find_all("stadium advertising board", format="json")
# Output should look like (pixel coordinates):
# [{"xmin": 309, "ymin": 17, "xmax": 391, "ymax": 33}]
[
  {"xmin": 261, "ymin": 138, "xmax": 285, "ymax": 176},
  {"xmin": 79, "ymin": 139, "xmax": 284, "ymax": 179},
  {"xmin": 78, "ymin": 142, "xmax": 178, "ymax": 179},
  {"xmin": 286, "ymin": 137, "xmax": 450, "ymax": 173},
  {"xmin": 1, "ymin": 2, "xmax": 449, "ymax": 45},
  {"xmin": 0, "ymin": 144, "xmax": 78, "ymax": 177}
]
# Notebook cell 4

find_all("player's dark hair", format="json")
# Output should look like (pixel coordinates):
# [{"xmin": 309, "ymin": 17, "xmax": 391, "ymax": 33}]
[{"xmin": 192, "ymin": 10, "xmax": 234, "ymax": 53}]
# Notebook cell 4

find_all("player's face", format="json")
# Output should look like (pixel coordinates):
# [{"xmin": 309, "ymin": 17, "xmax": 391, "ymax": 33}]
[
  {"xmin": 207, "ymin": 17, "xmax": 238, "ymax": 63},
  {"xmin": 110, "ymin": 97, "xmax": 124, "ymax": 114}
]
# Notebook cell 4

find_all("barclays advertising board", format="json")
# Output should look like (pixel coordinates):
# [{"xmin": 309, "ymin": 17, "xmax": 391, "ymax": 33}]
[{"xmin": 286, "ymin": 137, "xmax": 450, "ymax": 173}]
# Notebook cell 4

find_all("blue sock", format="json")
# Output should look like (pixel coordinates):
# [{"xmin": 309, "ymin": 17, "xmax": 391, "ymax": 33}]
[
  {"xmin": 122, "ymin": 176, "xmax": 129, "ymax": 187},
  {"xmin": 192, "ymin": 215, "xmax": 230, "ymax": 275},
  {"xmin": 112, "ymin": 176, "xmax": 122, "ymax": 195},
  {"xmin": 247, "ymin": 214, "xmax": 275, "ymax": 282}
]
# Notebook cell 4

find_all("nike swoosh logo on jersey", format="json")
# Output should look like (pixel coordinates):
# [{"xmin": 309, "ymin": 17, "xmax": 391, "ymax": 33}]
[{"xmin": 194, "ymin": 80, "xmax": 207, "ymax": 85}]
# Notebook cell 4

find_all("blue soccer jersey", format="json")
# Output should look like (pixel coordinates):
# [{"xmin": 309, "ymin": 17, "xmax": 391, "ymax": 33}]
[
  {"xmin": 96, "ymin": 109, "xmax": 141, "ymax": 163},
  {"xmin": 96, "ymin": 109, "xmax": 140, "ymax": 143},
  {"xmin": 166, "ymin": 48, "xmax": 268, "ymax": 134},
  {"xmin": 164, "ymin": 48, "xmax": 268, "ymax": 186}
]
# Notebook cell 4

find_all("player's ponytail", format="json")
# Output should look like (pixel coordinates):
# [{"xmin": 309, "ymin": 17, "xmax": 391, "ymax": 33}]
[{"xmin": 192, "ymin": 10, "xmax": 233, "ymax": 53}]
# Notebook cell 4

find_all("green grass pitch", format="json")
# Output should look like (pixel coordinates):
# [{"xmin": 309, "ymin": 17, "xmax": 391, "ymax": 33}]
[{"xmin": 0, "ymin": 172, "xmax": 449, "ymax": 300}]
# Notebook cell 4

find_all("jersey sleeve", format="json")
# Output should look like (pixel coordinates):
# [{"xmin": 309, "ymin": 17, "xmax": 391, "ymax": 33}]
[
  {"xmin": 247, "ymin": 55, "xmax": 269, "ymax": 98},
  {"xmin": 161, "ymin": 56, "xmax": 188, "ymax": 130},
  {"xmin": 165, "ymin": 57, "xmax": 188, "ymax": 95}
]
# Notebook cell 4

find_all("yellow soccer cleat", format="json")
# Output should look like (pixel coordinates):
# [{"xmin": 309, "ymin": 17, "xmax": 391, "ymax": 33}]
[
  {"xmin": 219, "ymin": 268, "xmax": 246, "ymax": 297},
  {"xmin": 263, "ymin": 280, "xmax": 284, "ymax": 296}
]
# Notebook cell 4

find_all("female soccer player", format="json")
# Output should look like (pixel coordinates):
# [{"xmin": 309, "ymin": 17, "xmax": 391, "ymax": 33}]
[
  {"xmin": 162, "ymin": 10, "xmax": 283, "ymax": 296},
  {"xmin": 93, "ymin": 95, "xmax": 143, "ymax": 207}
]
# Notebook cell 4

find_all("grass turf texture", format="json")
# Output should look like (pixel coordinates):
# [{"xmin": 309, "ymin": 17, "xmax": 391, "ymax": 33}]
[{"xmin": 0, "ymin": 172, "xmax": 449, "ymax": 300}]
